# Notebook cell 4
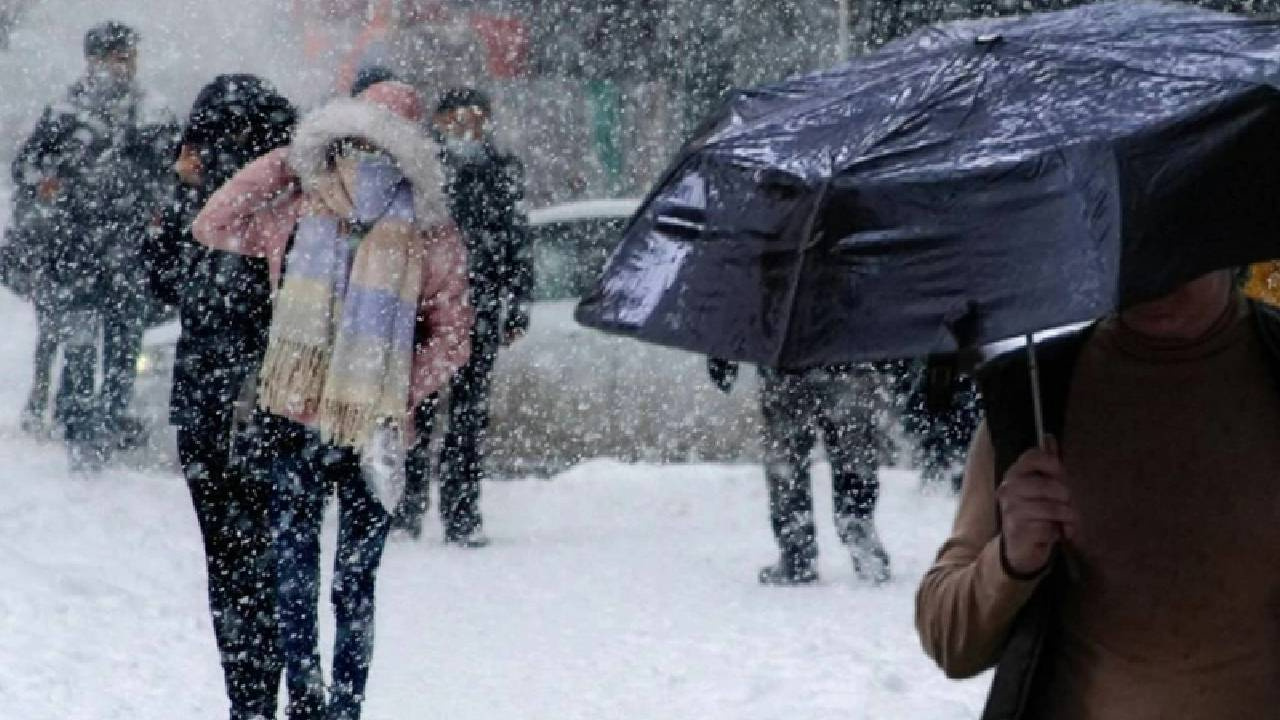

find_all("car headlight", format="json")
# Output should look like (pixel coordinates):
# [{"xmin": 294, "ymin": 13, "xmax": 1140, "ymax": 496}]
[{"xmin": 136, "ymin": 352, "xmax": 155, "ymax": 375}]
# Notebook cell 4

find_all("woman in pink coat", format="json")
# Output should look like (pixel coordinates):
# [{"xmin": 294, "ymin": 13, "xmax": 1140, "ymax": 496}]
[{"xmin": 194, "ymin": 81, "xmax": 471, "ymax": 720}]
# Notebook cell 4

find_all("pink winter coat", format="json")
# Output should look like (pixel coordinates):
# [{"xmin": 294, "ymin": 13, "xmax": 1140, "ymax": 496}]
[{"xmin": 192, "ymin": 145, "xmax": 472, "ymax": 419}]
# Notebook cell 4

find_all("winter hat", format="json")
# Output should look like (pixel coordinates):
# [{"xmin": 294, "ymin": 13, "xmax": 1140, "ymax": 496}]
[
  {"xmin": 351, "ymin": 65, "xmax": 398, "ymax": 97},
  {"xmin": 84, "ymin": 21, "xmax": 138, "ymax": 59},
  {"xmin": 184, "ymin": 74, "xmax": 297, "ymax": 153},
  {"xmin": 435, "ymin": 87, "xmax": 491, "ymax": 117},
  {"xmin": 358, "ymin": 80, "xmax": 426, "ymax": 124}
]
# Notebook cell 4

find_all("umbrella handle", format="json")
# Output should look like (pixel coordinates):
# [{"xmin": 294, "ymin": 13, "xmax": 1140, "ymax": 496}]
[
  {"xmin": 1025, "ymin": 334, "xmax": 1047, "ymax": 449},
  {"xmin": 1028, "ymin": 332, "xmax": 1081, "ymax": 580}
]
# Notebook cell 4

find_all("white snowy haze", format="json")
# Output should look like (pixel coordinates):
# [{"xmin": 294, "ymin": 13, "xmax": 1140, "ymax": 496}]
[
  {"xmin": 0, "ymin": 1, "xmax": 991, "ymax": 718},
  {"xmin": 0, "ymin": 0, "xmax": 316, "ymax": 163}
]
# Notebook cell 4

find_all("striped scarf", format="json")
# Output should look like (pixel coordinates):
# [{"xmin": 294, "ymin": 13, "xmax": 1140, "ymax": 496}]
[{"xmin": 258, "ymin": 156, "xmax": 423, "ymax": 450}]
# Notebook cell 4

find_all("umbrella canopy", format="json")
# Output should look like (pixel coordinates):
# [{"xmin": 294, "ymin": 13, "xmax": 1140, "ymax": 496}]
[{"xmin": 575, "ymin": 1, "xmax": 1280, "ymax": 368}]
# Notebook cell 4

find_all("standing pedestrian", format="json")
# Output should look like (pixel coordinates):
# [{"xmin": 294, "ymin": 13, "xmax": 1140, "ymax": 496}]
[
  {"xmin": 194, "ymin": 81, "xmax": 471, "ymax": 720},
  {"xmin": 709, "ymin": 359, "xmax": 892, "ymax": 585},
  {"xmin": 895, "ymin": 358, "xmax": 982, "ymax": 494},
  {"xmin": 11, "ymin": 20, "xmax": 175, "ymax": 469},
  {"xmin": 393, "ymin": 86, "xmax": 533, "ymax": 546},
  {"xmin": 147, "ymin": 73, "xmax": 296, "ymax": 720}
]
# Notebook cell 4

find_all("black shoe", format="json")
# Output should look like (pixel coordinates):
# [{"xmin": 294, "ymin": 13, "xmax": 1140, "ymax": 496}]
[
  {"xmin": 757, "ymin": 556, "xmax": 819, "ymax": 586},
  {"xmin": 391, "ymin": 510, "xmax": 424, "ymax": 539},
  {"xmin": 106, "ymin": 415, "xmax": 148, "ymax": 452},
  {"xmin": 20, "ymin": 406, "xmax": 50, "ymax": 439},
  {"xmin": 67, "ymin": 439, "xmax": 105, "ymax": 475},
  {"xmin": 844, "ymin": 518, "xmax": 891, "ymax": 584},
  {"xmin": 444, "ymin": 527, "xmax": 490, "ymax": 548}
]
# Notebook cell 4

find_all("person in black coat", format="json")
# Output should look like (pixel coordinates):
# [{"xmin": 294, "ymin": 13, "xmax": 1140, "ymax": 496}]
[
  {"xmin": 11, "ymin": 21, "xmax": 177, "ymax": 466},
  {"xmin": 709, "ymin": 359, "xmax": 893, "ymax": 586},
  {"xmin": 394, "ymin": 87, "xmax": 533, "ymax": 545},
  {"xmin": 146, "ymin": 73, "xmax": 296, "ymax": 720}
]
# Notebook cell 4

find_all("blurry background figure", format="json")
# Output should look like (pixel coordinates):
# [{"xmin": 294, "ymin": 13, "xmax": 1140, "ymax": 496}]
[
  {"xmin": 709, "ymin": 359, "xmax": 892, "ymax": 586},
  {"xmin": 9, "ymin": 20, "xmax": 176, "ymax": 471},
  {"xmin": 146, "ymin": 73, "xmax": 295, "ymax": 720},
  {"xmin": 392, "ymin": 87, "xmax": 532, "ymax": 546},
  {"xmin": 893, "ymin": 358, "xmax": 982, "ymax": 494}
]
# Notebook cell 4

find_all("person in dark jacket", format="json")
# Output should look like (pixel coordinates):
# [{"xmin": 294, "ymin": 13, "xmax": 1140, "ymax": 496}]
[
  {"xmin": 394, "ymin": 87, "xmax": 533, "ymax": 546},
  {"xmin": 12, "ymin": 21, "xmax": 176, "ymax": 468},
  {"xmin": 894, "ymin": 358, "xmax": 982, "ymax": 494},
  {"xmin": 145, "ymin": 73, "xmax": 296, "ymax": 720},
  {"xmin": 709, "ymin": 359, "xmax": 893, "ymax": 585}
]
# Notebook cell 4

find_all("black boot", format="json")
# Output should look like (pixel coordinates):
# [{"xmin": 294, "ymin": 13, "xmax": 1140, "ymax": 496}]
[
  {"xmin": 758, "ymin": 552, "xmax": 818, "ymax": 586},
  {"xmin": 844, "ymin": 517, "xmax": 891, "ymax": 585},
  {"xmin": 445, "ymin": 526, "xmax": 490, "ymax": 548}
]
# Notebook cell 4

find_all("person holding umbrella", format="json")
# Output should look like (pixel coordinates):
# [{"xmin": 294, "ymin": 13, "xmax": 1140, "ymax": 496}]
[
  {"xmin": 919, "ymin": 267, "xmax": 1280, "ymax": 717},
  {"xmin": 574, "ymin": 4, "xmax": 1280, "ymax": 715}
]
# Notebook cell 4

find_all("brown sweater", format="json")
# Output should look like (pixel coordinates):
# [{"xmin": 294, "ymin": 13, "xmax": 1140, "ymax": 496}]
[{"xmin": 917, "ymin": 300, "xmax": 1280, "ymax": 719}]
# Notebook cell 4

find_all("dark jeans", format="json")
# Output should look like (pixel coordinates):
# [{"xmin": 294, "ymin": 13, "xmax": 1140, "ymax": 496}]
[
  {"xmin": 403, "ymin": 322, "xmax": 499, "ymax": 539},
  {"xmin": 24, "ymin": 316, "xmax": 57, "ymax": 420},
  {"xmin": 37, "ymin": 308, "xmax": 101, "ymax": 442},
  {"xmin": 30, "ymin": 304, "xmax": 142, "ymax": 441},
  {"xmin": 268, "ymin": 416, "xmax": 392, "ymax": 720},
  {"xmin": 101, "ymin": 302, "xmax": 144, "ymax": 425},
  {"xmin": 178, "ymin": 406, "xmax": 281, "ymax": 720},
  {"xmin": 398, "ymin": 398, "xmax": 438, "ymax": 523},
  {"xmin": 759, "ymin": 366, "xmax": 883, "ymax": 563}
]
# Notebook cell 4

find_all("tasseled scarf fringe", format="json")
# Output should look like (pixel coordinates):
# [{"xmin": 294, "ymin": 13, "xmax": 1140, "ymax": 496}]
[{"xmin": 258, "ymin": 341, "xmax": 331, "ymax": 422}]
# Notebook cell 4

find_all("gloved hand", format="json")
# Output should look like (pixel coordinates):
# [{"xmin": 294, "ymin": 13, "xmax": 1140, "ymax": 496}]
[
  {"xmin": 503, "ymin": 306, "xmax": 530, "ymax": 347},
  {"xmin": 707, "ymin": 357, "xmax": 740, "ymax": 394}
]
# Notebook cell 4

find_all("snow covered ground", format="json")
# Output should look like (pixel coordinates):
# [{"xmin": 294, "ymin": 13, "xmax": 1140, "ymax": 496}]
[{"xmin": 0, "ymin": 284, "xmax": 988, "ymax": 720}]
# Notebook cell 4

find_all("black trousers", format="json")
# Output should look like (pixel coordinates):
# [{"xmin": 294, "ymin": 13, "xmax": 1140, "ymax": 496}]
[
  {"xmin": 101, "ymin": 302, "xmax": 144, "ymax": 426},
  {"xmin": 177, "ymin": 399, "xmax": 282, "ymax": 720},
  {"xmin": 759, "ymin": 366, "xmax": 883, "ymax": 563},
  {"xmin": 402, "ymin": 321, "xmax": 500, "ymax": 539},
  {"xmin": 24, "ymin": 314, "xmax": 58, "ymax": 419}
]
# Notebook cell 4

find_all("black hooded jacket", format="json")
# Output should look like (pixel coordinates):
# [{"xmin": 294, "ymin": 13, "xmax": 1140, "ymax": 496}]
[{"xmin": 145, "ymin": 74, "xmax": 296, "ymax": 426}]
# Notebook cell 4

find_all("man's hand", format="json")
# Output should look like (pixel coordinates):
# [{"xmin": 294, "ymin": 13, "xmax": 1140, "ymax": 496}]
[
  {"xmin": 502, "ymin": 309, "xmax": 529, "ymax": 347},
  {"xmin": 501, "ymin": 326, "xmax": 526, "ymax": 346},
  {"xmin": 996, "ymin": 436, "xmax": 1078, "ymax": 578},
  {"xmin": 174, "ymin": 144, "xmax": 204, "ymax": 187},
  {"xmin": 36, "ymin": 177, "xmax": 62, "ymax": 203}
]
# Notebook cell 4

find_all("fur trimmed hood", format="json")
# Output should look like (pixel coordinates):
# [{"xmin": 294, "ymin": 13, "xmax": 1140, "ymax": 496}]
[{"xmin": 287, "ymin": 97, "xmax": 447, "ymax": 229}]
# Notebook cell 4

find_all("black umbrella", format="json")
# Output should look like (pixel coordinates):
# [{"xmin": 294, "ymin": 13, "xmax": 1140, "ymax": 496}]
[{"xmin": 576, "ymin": 1, "xmax": 1280, "ymax": 381}]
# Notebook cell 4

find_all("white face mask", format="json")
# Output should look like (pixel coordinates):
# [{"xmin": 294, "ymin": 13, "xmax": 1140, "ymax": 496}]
[
  {"xmin": 444, "ymin": 136, "xmax": 487, "ymax": 164},
  {"xmin": 345, "ymin": 147, "xmax": 389, "ymax": 167}
]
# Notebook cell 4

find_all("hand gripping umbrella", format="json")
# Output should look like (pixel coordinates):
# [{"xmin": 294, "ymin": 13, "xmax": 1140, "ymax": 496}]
[{"xmin": 576, "ymin": 1, "xmax": 1280, "ymax": 444}]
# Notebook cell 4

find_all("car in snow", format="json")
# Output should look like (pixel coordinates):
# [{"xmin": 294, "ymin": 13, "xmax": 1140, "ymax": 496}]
[{"xmin": 131, "ymin": 198, "xmax": 763, "ymax": 474}]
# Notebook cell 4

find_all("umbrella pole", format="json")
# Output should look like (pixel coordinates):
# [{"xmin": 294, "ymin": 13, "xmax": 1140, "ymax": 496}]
[
  {"xmin": 1028, "ymin": 332, "xmax": 1081, "ymax": 579},
  {"xmin": 1026, "ymin": 333, "xmax": 1047, "ymax": 449}
]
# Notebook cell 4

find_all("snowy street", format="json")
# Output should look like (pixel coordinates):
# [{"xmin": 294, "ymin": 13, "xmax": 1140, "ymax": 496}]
[{"xmin": 0, "ymin": 288, "xmax": 987, "ymax": 719}]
